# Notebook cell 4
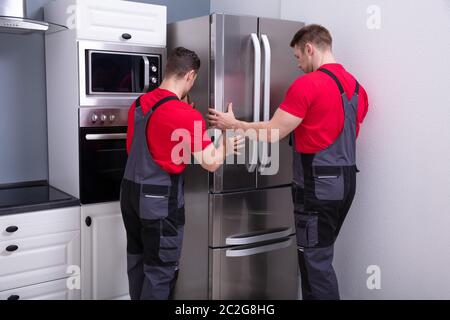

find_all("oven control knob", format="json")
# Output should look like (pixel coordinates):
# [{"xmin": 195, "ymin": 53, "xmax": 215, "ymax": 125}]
[
  {"xmin": 101, "ymin": 115, "xmax": 108, "ymax": 122},
  {"xmin": 109, "ymin": 115, "xmax": 116, "ymax": 122},
  {"xmin": 151, "ymin": 65, "xmax": 158, "ymax": 73},
  {"xmin": 151, "ymin": 77, "xmax": 158, "ymax": 84},
  {"xmin": 91, "ymin": 114, "xmax": 99, "ymax": 122}
]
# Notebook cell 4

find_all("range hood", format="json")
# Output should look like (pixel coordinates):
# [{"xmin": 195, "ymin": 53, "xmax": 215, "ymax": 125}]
[{"xmin": 0, "ymin": 0, "xmax": 67, "ymax": 34}]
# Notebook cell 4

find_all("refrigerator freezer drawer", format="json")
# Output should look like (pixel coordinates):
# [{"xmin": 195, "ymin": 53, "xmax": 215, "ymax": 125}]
[
  {"xmin": 210, "ymin": 186, "xmax": 294, "ymax": 247},
  {"xmin": 210, "ymin": 236, "xmax": 298, "ymax": 300}
]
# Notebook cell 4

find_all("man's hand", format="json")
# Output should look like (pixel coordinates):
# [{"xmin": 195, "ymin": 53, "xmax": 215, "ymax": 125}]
[
  {"xmin": 193, "ymin": 133, "xmax": 244, "ymax": 173},
  {"xmin": 208, "ymin": 103, "xmax": 238, "ymax": 130},
  {"xmin": 223, "ymin": 134, "xmax": 245, "ymax": 157}
]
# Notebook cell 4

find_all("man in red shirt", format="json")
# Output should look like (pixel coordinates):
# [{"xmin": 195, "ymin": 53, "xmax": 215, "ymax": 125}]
[
  {"xmin": 121, "ymin": 47, "xmax": 242, "ymax": 300},
  {"xmin": 209, "ymin": 25, "xmax": 369, "ymax": 300}
]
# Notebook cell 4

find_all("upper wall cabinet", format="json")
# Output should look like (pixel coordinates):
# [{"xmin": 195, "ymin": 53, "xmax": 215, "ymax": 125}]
[{"xmin": 45, "ymin": 0, "xmax": 167, "ymax": 47}]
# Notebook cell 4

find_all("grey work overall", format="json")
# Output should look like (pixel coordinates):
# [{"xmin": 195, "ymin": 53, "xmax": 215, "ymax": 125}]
[
  {"xmin": 120, "ymin": 95, "xmax": 185, "ymax": 300},
  {"xmin": 292, "ymin": 68, "xmax": 360, "ymax": 300}
]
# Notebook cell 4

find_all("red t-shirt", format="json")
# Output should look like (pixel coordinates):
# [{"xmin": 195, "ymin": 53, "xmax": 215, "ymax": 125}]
[
  {"xmin": 280, "ymin": 63, "xmax": 369, "ymax": 154},
  {"xmin": 126, "ymin": 88, "xmax": 212, "ymax": 174}
]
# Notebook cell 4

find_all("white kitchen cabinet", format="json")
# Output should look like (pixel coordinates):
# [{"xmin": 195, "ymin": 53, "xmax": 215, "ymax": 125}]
[
  {"xmin": 0, "ymin": 278, "xmax": 80, "ymax": 300},
  {"xmin": 0, "ymin": 231, "xmax": 80, "ymax": 292},
  {"xmin": 45, "ymin": 0, "xmax": 166, "ymax": 46},
  {"xmin": 0, "ymin": 207, "xmax": 80, "ymax": 242},
  {"xmin": 81, "ymin": 202, "xmax": 129, "ymax": 300},
  {"xmin": 0, "ymin": 206, "xmax": 81, "ymax": 298}
]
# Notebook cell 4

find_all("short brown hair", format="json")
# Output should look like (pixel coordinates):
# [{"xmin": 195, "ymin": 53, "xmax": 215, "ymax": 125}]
[
  {"xmin": 290, "ymin": 24, "xmax": 333, "ymax": 51},
  {"xmin": 165, "ymin": 47, "xmax": 201, "ymax": 78}
]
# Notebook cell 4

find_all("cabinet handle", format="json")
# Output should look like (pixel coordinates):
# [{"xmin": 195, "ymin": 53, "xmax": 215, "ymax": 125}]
[
  {"xmin": 6, "ymin": 245, "xmax": 19, "ymax": 252},
  {"xmin": 6, "ymin": 226, "xmax": 19, "ymax": 233},
  {"xmin": 122, "ymin": 33, "xmax": 132, "ymax": 40},
  {"xmin": 85, "ymin": 216, "xmax": 92, "ymax": 227},
  {"xmin": 7, "ymin": 295, "xmax": 20, "ymax": 300}
]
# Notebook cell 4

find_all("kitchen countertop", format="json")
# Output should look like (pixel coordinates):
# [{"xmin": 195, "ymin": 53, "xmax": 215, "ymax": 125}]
[{"xmin": 0, "ymin": 181, "xmax": 80, "ymax": 216}]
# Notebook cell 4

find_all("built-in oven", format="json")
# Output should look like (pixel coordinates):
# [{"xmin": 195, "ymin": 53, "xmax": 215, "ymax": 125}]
[
  {"xmin": 78, "ymin": 40, "xmax": 166, "ymax": 107},
  {"xmin": 79, "ymin": 108, "xmax": 129, "ymax": 204}
]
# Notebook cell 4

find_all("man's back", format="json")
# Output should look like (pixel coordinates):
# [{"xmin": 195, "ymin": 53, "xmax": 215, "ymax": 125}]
[
  {"xmin": 126, "ymin": 88, "xmax": 212, "ymax": 174},
  {"xmin": 280, "ymin": 63, "xmax": 369, "ymax": 154}
]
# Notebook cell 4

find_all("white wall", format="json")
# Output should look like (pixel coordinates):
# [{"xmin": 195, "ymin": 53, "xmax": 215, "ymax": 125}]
[
  {"xmin": 0, "ymin": 0, "xmax": 51, "ymax": 185},
  {"xmin": 211, "ymin": 0, "xmax": 281, "ymax": 18},
  {"xmin": 281, "ymin": 0, "xmax": 450, "ymax": 299}
]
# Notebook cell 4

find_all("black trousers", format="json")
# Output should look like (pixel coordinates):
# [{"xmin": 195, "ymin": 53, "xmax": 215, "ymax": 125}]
[{"xmin": 120, "ymin": 179, "xmax": 184, "ymax": 300}]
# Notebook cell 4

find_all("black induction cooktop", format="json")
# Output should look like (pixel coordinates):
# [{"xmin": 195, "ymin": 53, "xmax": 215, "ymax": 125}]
[{"xmin": 0, "ymin": 181, "xmax": 80, "ymax": 216}]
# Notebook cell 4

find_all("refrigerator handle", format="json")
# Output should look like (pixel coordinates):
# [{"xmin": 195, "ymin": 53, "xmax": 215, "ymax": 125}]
[
  {"xmin": 226, "ymin": 237, "xmax": 293, "ymax": 257},
  {"xmin": 259, "ymin": 34, "xmax": 272, "ymax": 171},
  {"xmin": 261, "ymin": 34, "xmax": 271, "ymax": 122},
  {"xmin": 247, "ymin": 33, "xmax": 261, "ymax": 173},
  {"xmin": 226, "ymin": 227, "xmax": 294, "ymax": 245}
]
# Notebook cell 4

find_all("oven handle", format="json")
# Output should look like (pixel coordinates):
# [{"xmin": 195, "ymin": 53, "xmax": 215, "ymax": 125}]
[
  {"xmin": 85, "ymin": 133, "xmax": 127, "ymax": 141},
  {"xmin": 142, "ymin": 56, "xmax": 150, "ymax": 93}
]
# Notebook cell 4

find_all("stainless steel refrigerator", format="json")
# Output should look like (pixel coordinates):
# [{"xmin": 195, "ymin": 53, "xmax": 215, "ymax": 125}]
[{"xmin": 168, "ymin": 14, "xmax": 305, "ymax": 300}]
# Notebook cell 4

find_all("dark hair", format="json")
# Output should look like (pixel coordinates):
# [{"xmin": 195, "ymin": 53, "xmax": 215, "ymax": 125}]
[
  {"xmin": 290, "ymin": 24, "xmax": 333, "ymax": 51},
  {"xmin": 165, "ymin": 47, "xmax": 201, "ymax": 78}
]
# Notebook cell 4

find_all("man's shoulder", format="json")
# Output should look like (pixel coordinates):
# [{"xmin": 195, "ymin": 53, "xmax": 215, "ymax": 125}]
[
  {"xmin": 287, "ymin": 73, "xmax": 322, "ymax": 98},
  {"xmin": 169, "ymin": 101, "xmax": 205, "ymax": 125}
]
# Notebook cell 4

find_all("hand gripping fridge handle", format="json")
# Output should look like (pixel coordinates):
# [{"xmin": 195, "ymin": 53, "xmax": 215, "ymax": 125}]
[{"xmin": 246, "ymin": 33, "xmax": 261, "ymax": 173}]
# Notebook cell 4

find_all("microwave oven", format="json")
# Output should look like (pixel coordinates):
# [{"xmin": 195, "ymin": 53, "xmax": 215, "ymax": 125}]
[{"xmin": 78, "ymin": 40, "xmax": 166, "ymax": 107}]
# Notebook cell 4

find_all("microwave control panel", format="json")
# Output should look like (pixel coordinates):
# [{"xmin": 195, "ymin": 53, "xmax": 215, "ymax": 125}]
[{"xmin": 147, "ymin": 55, "xmax": 162, "ymax": 92}]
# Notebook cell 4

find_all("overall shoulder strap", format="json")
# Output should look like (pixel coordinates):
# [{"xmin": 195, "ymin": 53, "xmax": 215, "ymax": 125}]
[
  {"xmin": 319, "ymin": 68, "xmax": 360, "ymax": 98},
  {"xmin": 151, "ymin": 96, "xmax": 180, "ymax": 113},
  {"xmin": 318, "ymin": 68, "xmax": 345, "ymax": 95}
]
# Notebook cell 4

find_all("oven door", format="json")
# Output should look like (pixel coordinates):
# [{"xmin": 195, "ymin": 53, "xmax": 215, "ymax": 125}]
[{"xmin": 79, "ymin": 126, "xmax": 128, "ymax": 204}]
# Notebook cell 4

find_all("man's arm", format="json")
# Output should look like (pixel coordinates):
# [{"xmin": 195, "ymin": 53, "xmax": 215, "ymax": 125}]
[
  {"xmin": 208, "ymin": 103, "xmax": 303, "ymax": 143},
  {"xmin": 192, "ymin": 133, "xmax": 244, "ymax": 172}
]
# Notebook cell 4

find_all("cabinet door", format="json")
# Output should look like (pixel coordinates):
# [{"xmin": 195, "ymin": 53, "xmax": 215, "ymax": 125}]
[
  {"xmin": 76, "ymin": 0, "xmax": 166, "ymax": 46},
  {"xmin": 81, "ymin": 202, "xmax": 129, "ymax": 300},
  {"xmin": 0, "ymin": 231, "xmax": 80, "ymax": 292},
  {"xmin": 0, "ymin": 278, "xmax": 80, "ymax": 300}
]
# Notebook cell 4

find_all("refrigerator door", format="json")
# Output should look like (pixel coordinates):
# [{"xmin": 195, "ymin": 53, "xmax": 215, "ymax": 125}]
[
  {"xmin": 211, "ymin": 14, "xmax": 259, "ymax": 193},
  {"xmin": 210, "ymin": 236, "xmax": 298, "ymax": 300},
  {"xmin": 257, "ymin": 18, "xmax": 305, "ymax": 188},
  {"xmin": 209, "ymin": 186, "xmax": 294, "ymax": 247}
]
